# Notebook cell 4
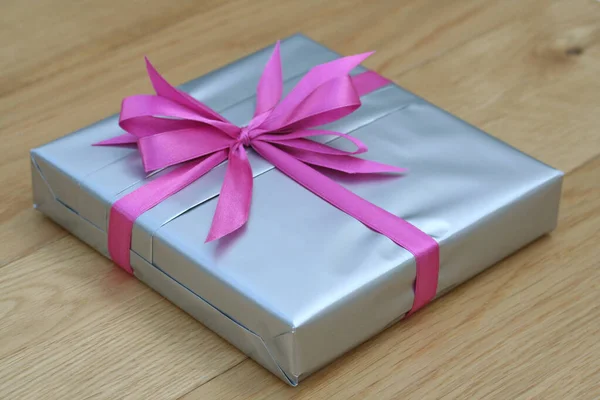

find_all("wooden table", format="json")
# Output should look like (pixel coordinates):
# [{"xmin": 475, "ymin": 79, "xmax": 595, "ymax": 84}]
[{"xmin": 1, "ymin": 0, "xmax": 599, "ymax": 398}]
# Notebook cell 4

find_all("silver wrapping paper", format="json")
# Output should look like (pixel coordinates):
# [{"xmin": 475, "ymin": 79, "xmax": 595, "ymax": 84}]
[{"xmin": 30, "ymin": 34, "xmax": 563, "ymax": 386}]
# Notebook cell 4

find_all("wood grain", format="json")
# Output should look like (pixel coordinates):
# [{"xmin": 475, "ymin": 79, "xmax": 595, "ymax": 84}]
[
  {"xmin": 0, "ymin": 0, "xmax": 599, "ymax": 398},
  {"xmin": 396, "ymin": 0, "xmax": 600, "ymax": 173},
  {"xmin": 0, "ymin": 236, "xmax": 246, "ymax": 399}
]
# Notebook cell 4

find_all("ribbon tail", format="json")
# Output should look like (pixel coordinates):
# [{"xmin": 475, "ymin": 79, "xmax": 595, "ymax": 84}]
[
  {"xmin": 108, "ymin": 150, "xmax": 229, "ymax": 273},
  {"xmin": 206, "ymin": 145, "xmax": 253, "ymax": 242},
  {"xmin": 252, "ymin": 141, "xmax": 439, "ymax": 314},
  {"xmin": 283, "ymin": 147, "xmax": 406, "ymax": 174}
]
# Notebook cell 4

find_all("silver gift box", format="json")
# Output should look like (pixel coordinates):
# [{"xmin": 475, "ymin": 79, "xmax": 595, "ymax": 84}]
[{"xmin": 30, "ymin": 34, "xmax": 563, "ymax": 386}]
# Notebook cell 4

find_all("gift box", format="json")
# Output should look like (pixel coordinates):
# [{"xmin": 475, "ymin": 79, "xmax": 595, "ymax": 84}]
[{"xmin": 30, "ymin": 34, "xmax": 563, "ymax": 386}]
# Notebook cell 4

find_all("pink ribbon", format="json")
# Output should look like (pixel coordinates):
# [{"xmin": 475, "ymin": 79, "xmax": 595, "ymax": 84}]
[{"xmin": 95, "ymin": 42, "xmax": 440, "ymax": 314}]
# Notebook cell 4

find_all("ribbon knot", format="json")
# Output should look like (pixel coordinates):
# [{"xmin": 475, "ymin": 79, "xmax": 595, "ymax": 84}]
[{"xmin": 238, "ymin": 126, "xmax": 253, "ymax": 147}]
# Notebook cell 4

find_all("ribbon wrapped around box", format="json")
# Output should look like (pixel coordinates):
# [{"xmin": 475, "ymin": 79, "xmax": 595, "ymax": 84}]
[{"xmin": 31, "ymin": 35, "xmax": 563, "ymax": 386}]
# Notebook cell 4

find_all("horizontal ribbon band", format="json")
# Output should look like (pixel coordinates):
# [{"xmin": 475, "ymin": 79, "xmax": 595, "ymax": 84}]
[{"xmin": 95, "ymin": 41, "xmax": 440, "ymax": 314}]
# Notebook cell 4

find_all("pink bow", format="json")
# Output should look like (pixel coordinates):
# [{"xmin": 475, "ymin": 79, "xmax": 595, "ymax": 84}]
[
  {"xmin": 95, "ymin": 41, "xmax": 439, "ymax": 314},
  {"xmin": 97, "ymin": 41, "xmax": 405, "ymax": 240}
]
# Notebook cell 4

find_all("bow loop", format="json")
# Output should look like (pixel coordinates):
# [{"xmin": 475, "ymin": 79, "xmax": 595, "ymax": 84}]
[
  {"xmin": 257, "ymin": 129, "xmax": 405, "ymax": 174},
  {"xmin": 254, "ymin": 41, "xmax": 283, "ymax": 117},
  {"xmin": 258, "ymin": 75, "xmax": 361, "ymax": 133},
  {"xmin": 137, "ymin": 128, "xmax": 235, "ymax": 172},
  {"xmin": 276, "ymin": 51, "xmax": 372, "ymax": 111},
  {"xmin": 254, "ymin": 52, "xmax": 372, "ymax": 133},
  {"xmin": 145, "ymin": 57, "xmax": 229, "ymax": 123},
  {"xmin": 258, "ymin": 129, "xmax": 368, "ymax": 155},
  {"xmin": 119, "ymin": 94, "xmax": 240, "ymax": 138}
]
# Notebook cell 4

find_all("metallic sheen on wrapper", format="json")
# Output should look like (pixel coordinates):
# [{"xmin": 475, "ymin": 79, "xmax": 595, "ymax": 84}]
[{"xmin": 30, "ymin": 34, "xmax": 563, "ymax": 386}]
